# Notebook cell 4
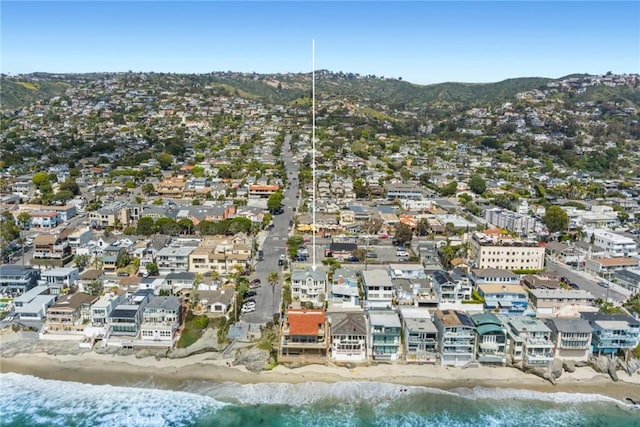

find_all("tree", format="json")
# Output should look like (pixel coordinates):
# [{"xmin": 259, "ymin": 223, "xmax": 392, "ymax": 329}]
[
  {"xmin": 146, "ymin": 262, "xmax": 159, "ymax": 276},
  {"xmin": 59, "ymin": 178, "xmax": 80, "ymax": 195},
  {"xmin": 267, "ymin": 191, "xmax": 284, "ymax": 213},
  {"xmin": 468, "ymin": 174, "xmax": 486, "ymax": 195},
  {"xmin": 393, "ymin": 223, "xmax": 413, "ymax": 246},
  {"xmin": 353, "ymin": 178, "xmax": 369, "ymax": 199},
  {"xmin": 17, "ymin": 212, "xmax": 31, "ymax": 230},
  {"xmin": 74, "ymin": 254, "xmax": 91, "ymax": 270},
  {"xmin": 267, "ymin": 271, "xmax": 280, "ymax": 311},
  {"xmin": 542, "ymin": 205, "xmax": 569, "ymax": 233},
  {"xmin": 32, "ymin": 172, "xmax": 50, "ymax": 188},
  {"xmin": 141, "ymin": 183, "xmax": 155, "ymax": 195},
  {"xmin": 178, "ymin": 218, "xmax": 194, "ymax": 235},
  {"xmin": 417, "ymin": 218, "xmax": 430, "ymax": 236},
  {"xmin": 156, "ymin": 217, "xmax": 180, "ymax": 235},
  {"xmin": 157, "ymin": 152, "xmax": 174, "ymax": 170},
  {"xmin": 136, "ymin": 217, "xmax": 156, "ymax": 235},
  {"xmin": 85, "ymin": 280, "xmax": 103, "ymax": 296},
  {"xmin": 439, "ymin": 180, "xmax": 458, "ymax": 197}
]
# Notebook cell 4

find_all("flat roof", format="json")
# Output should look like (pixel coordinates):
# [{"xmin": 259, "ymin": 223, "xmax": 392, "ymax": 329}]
[
  {"xmin": 14, "ymin": 285, "xmax": 50, "ymax": 303},
  {"xmin": 478, "ymin": 284, "xmax": 527, "ymax": 295},
  {"xmin": 368, "ymin": 311, "xmax": 401, "ymax": 328},
  {"xmin": 15, "ymin": 294, "xmax": 56, "ymax": 314},
  {"xmin": 404, "ymin": 317, "xmax": 437, "ymax": 333},
  {"xmin": 529, "ymin": 289, "xmax": 594, "ymax": 300}
]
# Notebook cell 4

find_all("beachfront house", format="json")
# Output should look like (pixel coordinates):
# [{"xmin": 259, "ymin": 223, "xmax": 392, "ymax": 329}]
[
  {"xmin": 0, "ymin": 265, "xmax": 40, "ymax": 296},
  {"xmin": 369, "ymin": 310, "xmax": 402, "ymax": 361},
  {"xmin": 402, "ymin": 311, "xmax": 438, "ymax": 364},
  {"xmin": 470, "ymin": 312, "xmax": 507, "ymax": 365},
  {"xmin": 106, "ymin": 289, "xmax": 154, "ymax": 346},
  {"xmin": 290, "ymin": 267, "xmax": 328, "ymax": 306},
  {"xmin": 198, "ymin": 289, "xmax": 235, "ymax": 315},
  {"xmin": 329, "ymin": 312, "xmax": 368, "ymax": 362},
  {"xmin": 503, "ymin": 316, "xmax": 554, "ymax": 367},
  {"xmin": 279, "ymin": 308, "xmax": 328, "ymax": 363},
  {"xmin": 138, "ymin": 296, "xmax": 182, "ymax": 348},
  {"xmin": 41, "ymin": 292, "xmax": 98, "ymax": 337},
  {"xmin": 433, "ymin": 309, "xmax": 476, "ymax": 367},
  {"xmin": 90, "ymin": 292, "xmax": 126, "ymax": 327},
  {"xmin": 13, "ymin": 285, "xmax": 56, "ymax": 321},
  {"xmin": 580, "ymin": 312, "xmax": 640, "ymax": 355},
  {"xmin": 361, "ymin": 269, "xmax": 395, "ymax": 309},
  {"xmin": 544, "ymin": 318, "xmax": 593, "ymax": 362},
  {"xmin": 329, "ymin": 268, "xmax": 360, "ymax": 308}
]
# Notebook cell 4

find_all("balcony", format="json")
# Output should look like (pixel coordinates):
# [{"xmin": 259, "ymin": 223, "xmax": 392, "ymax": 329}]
[{"xmin": 479, "ymin": 341, "xmax": 500, "ymax": 351}]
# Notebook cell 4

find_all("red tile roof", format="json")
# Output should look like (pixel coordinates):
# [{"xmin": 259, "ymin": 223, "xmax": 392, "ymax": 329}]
[{"xmin": 287, "ymin": 309, "xmax": 325, "ymax": 335}]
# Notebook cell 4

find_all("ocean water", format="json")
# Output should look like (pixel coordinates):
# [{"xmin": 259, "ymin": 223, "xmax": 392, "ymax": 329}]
[{"xmin": 1, "ymin": 373, "xmax": 639, "ymax": 427}]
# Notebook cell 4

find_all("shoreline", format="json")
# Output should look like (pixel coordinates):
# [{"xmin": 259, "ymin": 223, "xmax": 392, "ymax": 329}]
[{"xmin": 2, "ymin": 351, "xmax": 640, "ymax": 403}]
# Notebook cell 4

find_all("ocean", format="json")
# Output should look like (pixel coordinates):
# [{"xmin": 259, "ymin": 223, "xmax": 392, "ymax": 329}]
[{"xmin": 1, "ymin": 373, "xmax": 639, "ymax": 427}]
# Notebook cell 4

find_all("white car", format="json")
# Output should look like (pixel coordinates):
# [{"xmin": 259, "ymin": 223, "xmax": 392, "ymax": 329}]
[
  {"xmin": 241, "ymin": 306, "xmax": 255, "ymax": 314},
  {"xmin": 396, "ymin": 250, "xmax": 408, "ymax": 257}
]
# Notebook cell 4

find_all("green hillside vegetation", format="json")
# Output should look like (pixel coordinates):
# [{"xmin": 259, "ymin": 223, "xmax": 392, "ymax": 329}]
[
  {"xmin": 1, "ymin": 78, "xmax": 70, "ymax": 109},
  {"xmin": 568, "ymin": 85, "xmax": 640, "ymax": 107}
]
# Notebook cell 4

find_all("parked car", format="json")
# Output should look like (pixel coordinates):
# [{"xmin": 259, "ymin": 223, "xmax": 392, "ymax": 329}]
[
  {"xmin": 245, "ymin": 291, "xmax": 257, "ymax": 298},
  {"xmin": 366, "ymin": 252, "xmax": 378, "ymax": 258},
  {"xmin": 346, "ymin": 256, "xmax": 360, "ymax": 262},
  {"xmin": 250, "ymin": 278, "xmax": 261, "ymax": 286},
  {"xmin": 241, "ymin": 306, "xmax": 255, "ymax": 314}
]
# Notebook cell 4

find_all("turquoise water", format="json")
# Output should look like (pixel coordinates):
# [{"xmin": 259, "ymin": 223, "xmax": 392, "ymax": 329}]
[{"xmin": 1, "ymin": 373, "xmax": 639, "ymax": 426}]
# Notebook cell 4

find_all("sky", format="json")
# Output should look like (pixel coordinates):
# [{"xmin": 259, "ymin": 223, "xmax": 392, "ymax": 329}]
[{"xmin": 1, "ymin": 1, "xmax": 639, "ymax": 85}]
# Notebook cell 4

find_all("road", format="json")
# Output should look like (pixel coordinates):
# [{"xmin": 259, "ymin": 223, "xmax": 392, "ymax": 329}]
[
  {"xmin": 243, "ymin": 134, "xmax": 299, "ymax": 324},
  {"xmin": 545, "ymin": 257, "xmax": 626, "ymax": 303}
]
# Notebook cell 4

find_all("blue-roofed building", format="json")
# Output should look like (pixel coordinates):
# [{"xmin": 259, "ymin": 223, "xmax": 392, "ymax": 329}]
[
  {"xmin": 330, "ymin": 268, "xmax": 359, "ymax": 308},
  {"xmin": 477, "ymin": 284, "xmax": 529, "ymax": 315}
]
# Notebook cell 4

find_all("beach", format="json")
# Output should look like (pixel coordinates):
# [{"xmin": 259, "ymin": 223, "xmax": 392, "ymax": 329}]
[{"xmin": 1, "ymin": 330, "xmax": 639, "ymax": 402}]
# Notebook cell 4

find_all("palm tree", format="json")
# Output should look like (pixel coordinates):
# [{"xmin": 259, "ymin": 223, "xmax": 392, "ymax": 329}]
[{"xmin": 267, "ymin": 271, "xmax": 280, "ymax": 313}]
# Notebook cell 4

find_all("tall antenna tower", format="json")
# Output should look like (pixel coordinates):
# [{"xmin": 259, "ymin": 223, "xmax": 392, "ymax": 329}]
[{"xmin": 311, "ymin": 39, "xmax": 317, "ymax": 271}]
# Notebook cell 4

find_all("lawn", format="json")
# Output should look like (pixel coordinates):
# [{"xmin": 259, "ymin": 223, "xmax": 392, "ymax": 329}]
[{"xmin": 177, "ymin": 312, "xmax": 209, "ymax": 348}]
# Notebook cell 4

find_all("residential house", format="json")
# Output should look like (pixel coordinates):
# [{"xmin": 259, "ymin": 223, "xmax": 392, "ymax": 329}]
[
  {"xmin": 477, "ymin": 284, "xmax": 529, "ymax": 315},
  {"xmin": 157, "ymin": 245, "xmax": 195, "ymax": 274},
  {"xmin": 528, "ymin": 289, "xmax": 596, "ymax": 317},
  {"xmin": 369, "ymin": 310, "xmax": 402, "ymax": 361},
  {"xmin": 470, "ymin": 312, "xmax": 507, "ymax": 365},
  {"xmin": 614, "ymin": 268, "xmax": 640, "ymax": 294},
  {"xmin": 13, "ymin": 285, "xmax": 56, "ymax": 321},
  {"xmin": 198, "ymin": 288, "xmax": 235, "ymax": 316},
  {"xmin": 503, "ymin": 316, "xmax": 554, "ymax": 367},
  {"xmin": 107, "ymin": 289, "xmax": 154, "ymax": 342},
  {"xmin": 581, "ymin": 312, "xmax": 640, "ymax": 355},
  {"xmin": 0, "ymin": 265, "xmax": 40, "ymax": 295},
  {"xmin": 90, "ymin": 292, "xmax": 126, "ymax": 327},
  {"xmin": 326, "ymin": 242, "xmax": 358, "ymax": 261},
  {"xmin": 545, "ymin": 318, "xmax": 593, "ymax": 362},
  {"xmin": 164, "ymin": 272, "xmax": 196, "ymax": 295},
  {"xmin": 471, "ymin": 268, "xmax": 520, "ymax": 287},
  {"xmin": 330, "ymin": 268, "xmax": 360, "ymax": 308},
  {"xmin": 402, "ymin": 311, "xmax": 438, "ymax": 363},
  {"xmin": 361, "ymin": 269, "xmax": 394, "ymax": 309},
  {"xmin": 329, "ymin": 311, "xmax": 368, "ymax": 362},
  {"xmin": 138, "ymin": 296, "xmax": 182, "ymax": 348},
  {"xmin": 32, "ymin": 229, "xmax": 73, "ymax": 267},
  {"xmin": 430, "ymin": 270, "xmax": 472, "ymax": 303},
  {"xmin": 41, "ymin": 267, "xmax": 80, "ymax": 295},
  {"xmin": 433, "ymin": 309, "xmax": 476, "ymax": 367},
  {"xmin": 67, "ymin": 227, "xmax": 93, "ymax": 254},
  {"xmin": 42, "ymin": 292, "xmax": 98, "ymax": 336},
  {"xmin": 279, "ymin": 308, "xmax": 328, "ymax": 362},
  {"xmin": 585, "ymin": 257, "xmax": 640, "ymax": 281},
  {"xmin": 388, "ymin": 263, "xmax": 427, "ymax": 280},
  {"xmin": 101, "ymin": 244, "xmax": 126, "ymax": 274},
  {"xmin": 290, "ymin": 267, "xmax": 328, "ymax": 306}
]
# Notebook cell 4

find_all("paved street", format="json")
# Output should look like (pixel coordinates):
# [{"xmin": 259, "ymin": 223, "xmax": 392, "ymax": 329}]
[
  {"xmin": 242, "ymin": 134, "xmax": 299, "ymax": 324},
  {"xmin": 545, "ymin": 257, "xmax": 627, "ymax": 303}
]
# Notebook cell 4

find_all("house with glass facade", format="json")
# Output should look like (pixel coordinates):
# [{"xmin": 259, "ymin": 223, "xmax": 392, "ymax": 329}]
[{"xmin": 368, "ymin": 310, "xmax": 402, "ymax": 361}]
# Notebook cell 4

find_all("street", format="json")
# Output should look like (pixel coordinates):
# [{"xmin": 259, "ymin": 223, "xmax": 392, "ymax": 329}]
[
  {"xmin": 545, "ymin": 257, "xmax": 626, "ymax": 303},
  {"xmin": 242, "ymin": 134, "xmax": 299, "ymax": 324}
]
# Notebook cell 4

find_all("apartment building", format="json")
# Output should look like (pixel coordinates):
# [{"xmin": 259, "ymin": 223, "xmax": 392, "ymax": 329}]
[
  {"xmin": 485, "ymin": 207, "xmax": 537, "ymax": 235},
  {"xmin": 477, "ymin": 284, "xmax": 529, "ymax": 315},
  {"xmin": 504, "ymin": 316, "xmax": 554, "ymax": 367},
  {"xmin": 528, "ymin": 289, "xmax": 596, "ymax": 317},
  {"xmin": 581, "ymin": 312, "xmax": 640, "ymax": 355},
  {"xmin": 585, "ymin": 229, "xmax": 638, "ymax": 258},
  {"xmin": 470, "ymin": 231, "xmax": 545, "ymax": 271}
]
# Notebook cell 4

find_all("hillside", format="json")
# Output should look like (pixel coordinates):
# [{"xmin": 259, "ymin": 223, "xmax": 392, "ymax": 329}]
[{"xmin": 0, "ymin": 78, "xmax": 71, "ymax": 109}]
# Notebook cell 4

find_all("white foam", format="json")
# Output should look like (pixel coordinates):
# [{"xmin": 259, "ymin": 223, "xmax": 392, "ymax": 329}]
[
  {"xmin": 454, "ymin": 386, "xmax": 634, "ymax": 407},
  {"xmin": 198, "ymin": 380, "xmax": 453, "ymax": 406},
  {"xmin": 0, "ymin": 373, "xmax": 226, "ymax": 427}
]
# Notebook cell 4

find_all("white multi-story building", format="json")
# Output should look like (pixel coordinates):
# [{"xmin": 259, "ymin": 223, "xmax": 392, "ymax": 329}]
[
  {"xmin": 584, "ymin": 229, "xmax": 638, "ymax": 258},
  {"xmin": 290, "ymin": 267, "xmax": 328, "ymax": 306},
  {"xmin": 485, "ymin": 207, "xmax": 537, "ymax": 235},
  {"xmin": 329, "ymin": 312, "xmax": 368, "ymax": 362},
  {"xmin": 433, "ymin": 309, "xmax": 476, "ymax": 367},
  {"xmin": 361, "ymin": 269, "xmax": 394, "ymax": 309},
  {"xmin": 138, "ymin": 296, "xmax": 182, "ymax": 347},
  {"xmin": 470, "ymin": 231, "xmax": 545, "ymax": 271}
]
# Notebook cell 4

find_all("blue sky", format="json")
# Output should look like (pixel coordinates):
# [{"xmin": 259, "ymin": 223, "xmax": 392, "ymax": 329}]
[{"xmin": 2, "ymin": 1, "xmax": 638, "ymax": 84}]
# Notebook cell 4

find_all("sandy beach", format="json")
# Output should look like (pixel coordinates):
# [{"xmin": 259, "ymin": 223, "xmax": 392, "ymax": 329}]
[{"xmin": 1, "ymin": 331, "xmax": 639, "ymax": 402}]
